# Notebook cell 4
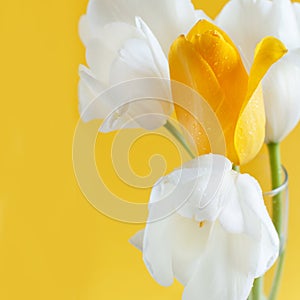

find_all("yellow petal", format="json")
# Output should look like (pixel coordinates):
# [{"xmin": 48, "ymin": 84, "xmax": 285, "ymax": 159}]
[
  {"xmin": 190, "ymin": 29, "xmax": 248, "ymax": 119},
  {"xmin": 246, "ymin": 36, "xmax": 288, "ymax": 103},
  {"xmin": 170, "ymin": 22, "xmax": 249, "ymax": 163},
  {"xmin": 187, "ymin": 20, "xmax": 240, "ymax": 54},
  {"xmin": 234, "ymin": 84, "xmax": 265, "ymax": 165},
  {"xmin": 169, "ymin": 35, "xmax": 226, "ymax": 155},
  {"xmin": 234, "ymin": 37, "xmax": 287, "ymax": 164}
]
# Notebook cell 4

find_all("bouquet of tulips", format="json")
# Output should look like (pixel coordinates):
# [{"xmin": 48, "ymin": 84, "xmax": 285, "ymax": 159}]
[{"xmin": 77, "ymin": 0, "xmax": 300, "ymax": 299}]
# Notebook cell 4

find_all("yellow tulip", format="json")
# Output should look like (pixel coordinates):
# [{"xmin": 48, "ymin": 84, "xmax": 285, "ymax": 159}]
[{"xmin": 169, "ymin": 20, "xmax": 287, "ymax": 165}]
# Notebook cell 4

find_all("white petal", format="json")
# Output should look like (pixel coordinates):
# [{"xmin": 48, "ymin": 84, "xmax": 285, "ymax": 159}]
[
  {"xmin": 86, "ymin": 0, "xmax": 197, "ymax": 53},
  {"xmin": 195, "ymin": 9, "xmax": 212, "ymax": 21},
  {"xmin": 182, "ymin": 222, "xmax": 254, "ymax": 300},
  {"xmin": 269, "ymin": 0, "xmax": 300, "ymax": 49},
  {"xmin": 78, "ymin": 65, "xmax": 108, "ymax": 120},
  {"xmin": 143, "ymin": 212, "xmax": 211, "ymax": 286},
  {"xmin": 219, "ymin": 175, "xmax": 244, "ymax": 234},
  {"xmin": 217, "ymin": 0, "xmax": 300, "ymax": 62},
  {"xmin": 88, "ymin": 78, "xmax": 173, "ymax": 132},
  {"xmin": 106, "ymin": 21, "xmax": 172, "ymax": 131},
  {"xmin": 294, "ymin": 2, "xmax": 300, "ymax": 26},
  {"xmin": 135, "ymin": 155, "xmax": 279, "ymax": 300},
  {"xmin": 129, "ymin": 229, "xmax": 144, "ymax": 251},
  {"xmin": 236, "ymin": 174, "xmax": 279, "ymax": 277},
  {"xmin": 85, "ymin": 22, "xmax": 140, "ymax": 84},
  {"xmin": 142, "ymin": 213, "xmax": 174, "ymax": 286},
  {"xmin": 79, "ymin": 15, "xmax": 93, "ymax": 46},
  {"xmin": 148, "ymin": 154, "xmax": 233, "ymax": 222},
  {"xmin": 263, "ymin": 49, "xmax": 300, "ymax": 142},
  {"xmin": 135, "ymin": 17, "xmax": 169, "ymax": 79},
  {"xmin": 216, "ymin": 0, "xmax": 272, "ymax": 62},
  {"xmin": 81, "ymin": 19, "xmax": 172, "ymax": 132}
]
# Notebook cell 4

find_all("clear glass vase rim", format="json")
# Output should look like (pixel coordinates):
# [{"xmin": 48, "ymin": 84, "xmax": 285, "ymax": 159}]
[{"xmin": 263, "ymin": 165, "xmax": 288, "ymax": 197}]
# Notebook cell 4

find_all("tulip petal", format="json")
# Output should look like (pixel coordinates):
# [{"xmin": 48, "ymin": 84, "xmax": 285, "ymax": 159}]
[
  {"xmin": 294, "ymin": 2, "xmax": 300, "ymax": 26},
  {"xmin": 143, "ymin": 212, "xmax": 212, "ymax": 286},
  {"xmin": 182, "ymin": 222, "xmax": 254, "ymax": 300},
  {"xmin": 246, "ymin": 37, "xmax": 287, "ymax": 102},
  {"xmin": 216, "ymin": 0, "xmax": 273, "ymax": 62},
  {"xmin": 86, "ymin": 0, "xmax": 197, "ymax": 53},
  {"xmin": 131, "ymin": 154, "xmax": 279, "ymax": 300},
  {"xmin": 169, "ymin": 35, "xmax": 227, "ymax": 156},
  {"xmin": 142, "ymin": 214, "xmax": 175, "ymax": 286},
  {"xmin": 169, "ymin": 23, "xmax": 250, "ymax": 164},
  {"xmin": 234, "ymin": 37, "xmax": 287, "ymax": 164},
  {"xmin": 78, "ymin": 65, "xmax": 107, "ymax": 120},
  {"xmin": 182, "ymin": 171, "xmax": 279, "ymax": 300},
  {"xmin": 217, "ymin": 0, "xmax": 300, "ymax": 63},
  {"xmin": 79, "ymin": 15, "xmax": 93, "ymax": 46},
  {"xmin": 149, "ymin": 154, "xmax": 233, "ymax": 222},
  {"xmin": 129, "ymin": 229, "xmax": 144, "ymax": 251},
  {"xmin": 190, "ymin": 29, "xmax": 248, "ymax": 109},
  {"xmin": 263, "ymin": 49, "xmax": 300, "ymax": 142},
  {"xmin": 186, "ymin": 20, "xmax": 241, "ymax": 54},
  {"xmin": 85, "ymin": 22, "xmax": 140, "ymax": 84},
  {"xmin": 271, "ymin": 0, "xmax": 300, "ymax": 49},
  {"xmin": 234, "ymin": 84, "xmax": 265, "ymax": 165},
  {"xmin": 110, "ymin": 19, "xmax": 169, "ymax": 84},
  {"xmin": 236, "ymin": 174, "xmax": 279, "ymax": 276},
  {"xmin": 80, "ymin": 19, "xmax": 172, "ymax": 132}
]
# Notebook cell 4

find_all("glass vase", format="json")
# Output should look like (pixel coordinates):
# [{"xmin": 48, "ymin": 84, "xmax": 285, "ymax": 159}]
[{"xmin": 248, "ymin": 166, "xmax": 289, "ymax": 300}]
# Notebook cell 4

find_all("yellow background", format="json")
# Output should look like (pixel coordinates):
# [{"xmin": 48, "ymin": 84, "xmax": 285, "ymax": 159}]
[{"xmin": 1, "ymin": 0, "xmax": 299, "ymax": 299}]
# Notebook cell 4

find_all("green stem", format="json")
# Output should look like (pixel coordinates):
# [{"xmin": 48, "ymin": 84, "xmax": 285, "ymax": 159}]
[
  {"xmin": 252, "ymin": 277, "xmax": 264, "ymax": 300},
  {"xmin": 268, "ymin": 143, "xmax": 282, "ymax": 233},
  {"xmin": 269, "ymin": 250, "xmax": 285, "ymax": 300},
  {"xmin": 267, "ymin": 142, "xmax": 285, "ymax": 300},
  {"xmin": 248, "ymin": 291, "xmax": 254, "ymax": 300},
  {"xmin": 164, "ymin": 121, "xmax": 195, "ymax": 159},
  {"xmin": 232, "ymin": 164, "xmax": 240, "ymax": 172}
]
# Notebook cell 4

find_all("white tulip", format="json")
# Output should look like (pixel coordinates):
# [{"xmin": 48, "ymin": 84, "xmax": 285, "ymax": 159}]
[
  {"xmin": 131, "ymin": 154, "xmax": 279, "ymax": 300},
  {"xmin": 78, "ymin": 0, "xmax": 199, "ymax": 132},
  {"xmin": 216, "ymin": 0, "xmax": 300, "ymax": 143}
]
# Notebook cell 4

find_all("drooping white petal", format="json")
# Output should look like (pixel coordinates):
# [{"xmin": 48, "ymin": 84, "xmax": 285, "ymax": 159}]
[
  {"xmin": 142, "ymin": 213, "xmax": 175, "ymax": 287},
  {"xmin": 219, "ymin": 178, "xmax": 244, "ymax": 234},
  {"xmin": 263, "ymin": 49, "xmax": 300, "ymax": 143},
  {"xmin": 182, "ymin": 222, "xmax": 254, "ymax": 300},
  {"xmin": 236, "ymin": 174, "xmax": 279, "ymax": 277},
  {"xmin": 143, "ymin": 212, "xmax": 212, "ymax": 286},
  {"xmin": 85, "ymin": 0, "xmax": 197, "ymax": 53}
]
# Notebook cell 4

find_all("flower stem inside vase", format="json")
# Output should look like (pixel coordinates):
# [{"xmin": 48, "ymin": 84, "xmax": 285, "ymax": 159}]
[{"xmin": 267, "ymin": 142, "xmax": 287, "ymax": 300}]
